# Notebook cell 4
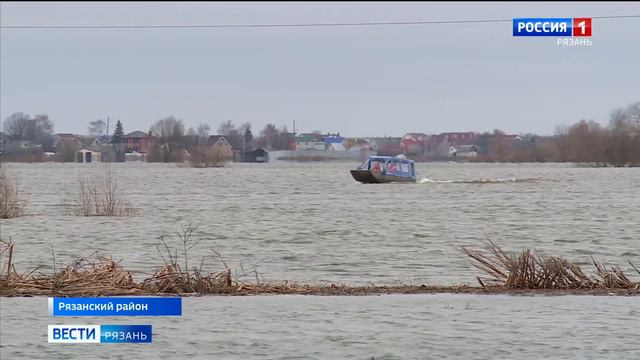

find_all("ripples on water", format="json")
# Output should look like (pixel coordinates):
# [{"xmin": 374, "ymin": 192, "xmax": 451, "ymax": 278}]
[
  {"xmin": 1, "ymin": 295, "xmax": 639, "ymax": 359},
  {"xmin": 1, "ymin": 162, "xmax": 639, "ymax": 359},
  {"xmin": 2, "ymin": 162, "xmax": 638, "ymax": 285}
]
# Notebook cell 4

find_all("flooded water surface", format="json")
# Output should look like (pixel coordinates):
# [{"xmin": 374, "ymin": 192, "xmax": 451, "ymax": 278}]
[
  {"xmin": 1, "ymin": 295, "xmax": 639, "ymax": 359},
  {"xmin": 2, "ymin": 162, "xmax": 638, "ymax": 284},
  {"xmin": 1, "ymin": 162, "xmax": 639, "ymax": 359}
]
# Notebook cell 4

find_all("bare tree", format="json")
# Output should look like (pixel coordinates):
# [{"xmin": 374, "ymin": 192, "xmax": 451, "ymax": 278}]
[
  {"xmin": 218, "ymin": 120, "xmax": 242, "ymax": 153},
  {"xmin": 27, "ymin": 115, "xmax": 54, "ymax": 141},
  {"xmin": 3, "ymin": 113, "xmax": 30, "ymax": 139},
  {"xmin": 88, "ymin": 119, "xmax": 106, "ymax": 137},
  {"xmin": 217, "ymin": 120, "xmax": 235, "ymax": 135},
  {"xmin": 553, "ymin": 125, "xmax": 571, "ymax": 162},
  {"xmin": 189, "ymin": 145, "xmax": 232, "ymax": 168},
  {"xmin": 3, "ymin": 113, "xmax": 54, "ymax": 148},
  {"xmin": 197, "ymin": 123, "xmax": 210, "ymax": 138},
  {"xmin": 196, "ymin": 123, "xmax": 210, "ymax": 145},
  {"xmin": 149, "ymin": 116, "xmax": 186, "ymax": 162},
  {"xmin": 606, "ymin": 102, "xmax": 640, "ymax": 167},
  {"xmin": 260, "ymin": 123, "xmax": 279, "ymax": 149}
]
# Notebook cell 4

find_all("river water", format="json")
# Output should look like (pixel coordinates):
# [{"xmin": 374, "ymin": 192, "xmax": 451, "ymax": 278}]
[
  {"xmin": 1, "ymin": 295, "xmax": 639, "ymax": 359},
  {"xmin": 1, "ymin": 162, "xmax": 639, "ymax": 358}
]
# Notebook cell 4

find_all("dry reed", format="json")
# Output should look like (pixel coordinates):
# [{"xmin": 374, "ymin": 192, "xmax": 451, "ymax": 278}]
[
  {"xmin": 0, "ymin": 239, "xmax": 142, "ymax": 296},
  {"xmin": 1, "ymin": 238, "xmax": 638, "ymax": 297},
  {"xmin": 0, "ymin": 165, "xmax": 25, "ymax": 218},
  {"xmin": 462, "ymin": 239, "xmax": 639, "ymax": 290},
  {"xmin": 70, "ymin": 165, "xmax": 135, "ymax": 216},
  {"xmin": 141, "ymin": 222, "xmax": 233, "ymax": 294}
]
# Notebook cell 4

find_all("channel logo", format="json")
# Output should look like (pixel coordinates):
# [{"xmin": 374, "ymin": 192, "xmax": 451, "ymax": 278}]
[
  {"xmin": 48, "ymin": 325, "xmax": 152, "ymax": 343},
  {"xmin": 513, "ymin": 18, "xmax": 592, "ymax": 37}
]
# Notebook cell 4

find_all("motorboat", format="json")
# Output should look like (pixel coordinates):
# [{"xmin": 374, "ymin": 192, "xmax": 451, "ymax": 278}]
[{"xmin": 350, "ymin": 155, "xmax": 416, "ymax": 183}]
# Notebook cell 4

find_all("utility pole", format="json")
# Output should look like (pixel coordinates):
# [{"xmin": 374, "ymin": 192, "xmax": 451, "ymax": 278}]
[
  {"xmin": 242, "ymin": 130, "xmax": 246, "ymax": 162},
  {"xmin": 106, "ymin": 116, "xmax": 110, "ymax": 138}
]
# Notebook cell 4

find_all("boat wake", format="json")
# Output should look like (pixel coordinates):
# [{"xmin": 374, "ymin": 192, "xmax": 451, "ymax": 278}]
[{"xmin": 419, "ymin": 177, "xmax": 539, "ymax": 184}]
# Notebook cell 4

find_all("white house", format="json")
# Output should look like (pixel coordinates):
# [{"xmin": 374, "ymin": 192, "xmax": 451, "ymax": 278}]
[{"xmin": 295, "ymin": 134, "xmax": 325, "ymax": 150}]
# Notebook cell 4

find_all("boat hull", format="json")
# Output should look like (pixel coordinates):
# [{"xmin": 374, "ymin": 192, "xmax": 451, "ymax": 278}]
[{"xmin": 350, "ymin": 170, "xmax": 415, "ymax": 184}]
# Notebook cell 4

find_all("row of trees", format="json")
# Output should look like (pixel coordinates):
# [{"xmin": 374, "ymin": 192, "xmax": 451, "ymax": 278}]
[
  {"xmin": 4, "ymin": 101, "xmax": 638, "ymax": 166},
  {"xmin": 482, "ymin": 102, "xmax": 639, "ymax": 166},
  {"xmin": 144, "ymin": 117, "xmax": 291, "ymax": 162},
  {"xmin": 1, "ymin": 112, "xmax": 291, "ymax": 152},
  {"xmin": 554, "ymin": 102, "xmax": 640, "ymax": 166},
  {"xmin": 2, "ymin": 113, "xmax": 56, "ymax": 151}
]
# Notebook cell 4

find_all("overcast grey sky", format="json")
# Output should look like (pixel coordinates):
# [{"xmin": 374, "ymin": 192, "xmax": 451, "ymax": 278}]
[{"xmin": 1, "ymin": 2, "xmax": 638, "ymax": 136}]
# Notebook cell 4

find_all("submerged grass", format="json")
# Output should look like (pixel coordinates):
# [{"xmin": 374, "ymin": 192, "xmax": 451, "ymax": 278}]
[{"xmin": 1, "ymin": 238, "xmax": 638, "ymax": 297}]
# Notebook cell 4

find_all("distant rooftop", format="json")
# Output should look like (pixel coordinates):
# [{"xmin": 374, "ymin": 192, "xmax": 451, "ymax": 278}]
[{"xmin": 122, "ymin": 131, "xmax": 148, "ymax": 139}]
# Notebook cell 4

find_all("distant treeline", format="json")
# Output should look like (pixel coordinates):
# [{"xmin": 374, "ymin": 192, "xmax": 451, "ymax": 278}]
[
  {"xmin": 1, "ymin": 102, "xmax": 639, "ymax": 166},
  {"xmin": 480, "ymin": 102, "xmax": 640, "ymax": 167}
]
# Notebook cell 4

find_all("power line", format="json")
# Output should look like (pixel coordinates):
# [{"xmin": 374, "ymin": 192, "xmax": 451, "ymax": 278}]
[{"xmin": 1, "ymin": 15, "xmax": 639, "ymax": 29}]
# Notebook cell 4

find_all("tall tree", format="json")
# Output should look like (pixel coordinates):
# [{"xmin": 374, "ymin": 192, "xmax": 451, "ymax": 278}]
[
  {"xmin": 3, "ymin": 113, "xmax": 30, "ymax": 139},
  {"xmin": 606, "ymin": 101, "xmax": 640, "ymax": 166},
  {"xmin": 112, "ymin": 120, "xmax": 124, "ymax": 144},
  {"xmin": 3, "ymin": 113, "xmax": 55, "ymax": 151},
  {"xmin": 217, "ymin": 120, "xmax": 235, "ymax": 135},
  {"xmin": 218, "ymin": 120, "xmax": 242, "ymax": 150},
  {"xmin": 88, "ymin": 119, "xmax": 106, "ymax": 137},
  {"xmin": 260, "ymin": 123, "xmax": 279, "ymax": 149},
  {"xmin": 149, "ymin": 116, "xmax": 185, "ymax": 162},
  {"xmin": 196, "ymin": 123, "xmax": 211, "ymax": 146},
  {"xmin": 32, "ymin": 114, "xmax": 55, "ymax": 151}
]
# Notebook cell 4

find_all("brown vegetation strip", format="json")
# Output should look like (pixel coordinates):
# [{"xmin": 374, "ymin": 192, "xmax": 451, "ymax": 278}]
[{"xmin": 1, "ymin": 240, "xmax": 638, "ymax": 297}]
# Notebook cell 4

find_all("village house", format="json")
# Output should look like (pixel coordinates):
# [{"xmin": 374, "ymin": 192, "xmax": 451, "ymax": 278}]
[
  {"xmin": 428, "ymin": 132, "xmax": 478, "ymax": 159},
  {"xmin": 449, "ymin": 144, "xmax": 479, "ymax": 158},
  {"xmin": 122, "ymin": 131, "xmax": 150, "ymax": 154},
  {"xmin": 326, "ymin": 142, "xmax": 345, "ymax": 151},
  {"xmin": 54, "ymin": 133, "xmax": 82, "ymax": 150},
  {"xmin": 365, "ymin": 137, "xmax": 403, "ymax": 157},
  {"xmin": 400, "ymin": 133, "xmax": 429, "ymax": 158},
  {"xmin": 323, "ymin": 133, "xmax": 345, "ymax": 151},
  {"xmin": 243, "ymin": 148, "xmax": 269, "ymax": 163},
  {"xmin": 206, "ymin": 135, "xmax": 234, "ymax": 159},
  {"xmin": 343, "ymin": 138, "xmax": 371, "ymax": 151},
  {"xmin": 295, "ymin": 134, "xmax": 325, "ymax": 150}
]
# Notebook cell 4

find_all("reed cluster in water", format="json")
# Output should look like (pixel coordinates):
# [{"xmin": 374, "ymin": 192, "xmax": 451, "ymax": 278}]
[
  {"xmin": 0, "ymin": 165, "xmax": 25, "ymax": 219},
  {"xmin": 69, "ymin": 165, "xmax": 135, "ymax": 217},
  {"xmin": 462, "ymin": 239, "xmax": 639, "ymax": 290},
  {"xmin": 1, "ymin": 238, "xmax": 638, "ymax": 297}
]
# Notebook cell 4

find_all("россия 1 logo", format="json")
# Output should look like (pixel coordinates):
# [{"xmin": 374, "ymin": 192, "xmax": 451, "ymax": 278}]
[{"xmin": 513, "ymin": 18, "xmax": 592, "ymax": 47}]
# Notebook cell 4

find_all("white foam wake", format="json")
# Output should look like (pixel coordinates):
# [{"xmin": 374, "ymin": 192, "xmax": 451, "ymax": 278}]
[{"xmin": 419, "ymin": 177, "xmax": 537, "ymax": 184}]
